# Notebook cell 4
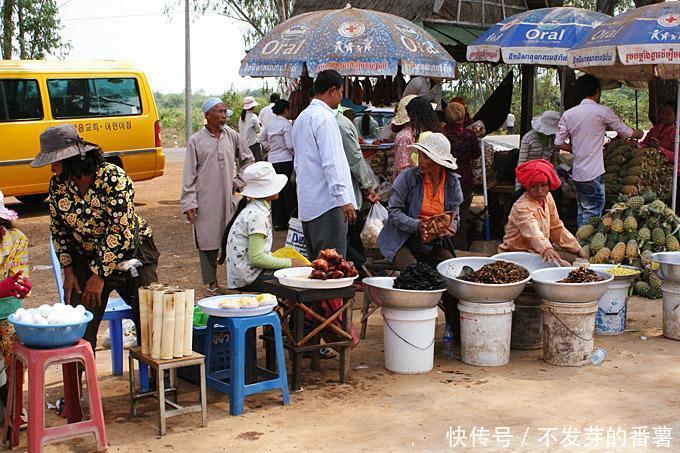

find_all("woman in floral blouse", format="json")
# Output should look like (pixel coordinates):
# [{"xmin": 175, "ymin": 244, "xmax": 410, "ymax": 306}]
[{"xmin": 31, "ymin": 124, "xmax": 159, "ymax": 351}]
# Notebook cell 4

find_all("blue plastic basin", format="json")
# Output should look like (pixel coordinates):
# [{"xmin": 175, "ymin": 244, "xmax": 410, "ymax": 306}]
[{"xmin": 8, "ymin": 311, "xmax": 93, "ymax": 349}]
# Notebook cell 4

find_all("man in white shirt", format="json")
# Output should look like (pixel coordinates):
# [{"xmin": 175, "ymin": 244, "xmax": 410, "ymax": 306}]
[
  {"xmin": 555, "ymin": 74, "xmax": 643, "ymax": 227},
  {"xmin": 258, "ymin": 93, "xmax": 279, "ymax": 129},
  {"xmin": 292, "ymin": 70, "xmax": 357, "ymax": 258},
  {"xmin": 506, "ymin": 112, "xmax": 516, "ymax": 134}
]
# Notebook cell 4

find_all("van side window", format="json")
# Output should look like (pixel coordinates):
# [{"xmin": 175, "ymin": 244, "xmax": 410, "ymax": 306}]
[
  {"xmin": 47, "ymin": 77, "xmax": 142, "ymax": 119},
  {"xmin": 0, "ymin": 79, "xmax": 43, "ymax": 122}
]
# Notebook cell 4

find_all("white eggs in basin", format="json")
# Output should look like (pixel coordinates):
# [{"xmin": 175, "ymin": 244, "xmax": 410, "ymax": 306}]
[{"xmin": 13, "ymin": 304, "xmax": 87, "ymax": 325}]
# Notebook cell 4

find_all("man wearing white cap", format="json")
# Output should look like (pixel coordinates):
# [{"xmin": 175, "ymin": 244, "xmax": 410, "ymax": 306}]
[{"xmin": 181, "ymin": 97, "xmax": 255, "ymax": 296}]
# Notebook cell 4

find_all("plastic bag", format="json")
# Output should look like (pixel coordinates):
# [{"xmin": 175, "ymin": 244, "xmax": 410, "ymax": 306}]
[{"xmin": 360, "ymin": 202, "xmax": 388, "ymax": 249}]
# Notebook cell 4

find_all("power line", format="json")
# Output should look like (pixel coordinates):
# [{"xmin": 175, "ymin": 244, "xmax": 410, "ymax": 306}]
[
  {"xmin": 58, "ymin": 0, "xmax": 75, "ymax": 9},
  {"xmin": 62, "ymin": 10, "xmax": 180, "ymax": 21}
]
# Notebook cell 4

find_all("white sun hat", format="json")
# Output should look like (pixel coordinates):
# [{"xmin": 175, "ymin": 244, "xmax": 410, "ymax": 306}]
[
  {"xmin": 0, "ymin": 191, "xmax": 18, "ymax": 221},
  {"xmin": 531, "ymin": 110, "xmax": 561, "ymax": 136},
  {"xmin": 240, "ymin": 162, "xmax": 288, "ymax": 199},
  {"xmin": 408, "ymin": 131, "xmax": 458, "ymax": 170},
  {"xmin": 243, "ymin": 96, "xmax": 259, "ymax": 111}
]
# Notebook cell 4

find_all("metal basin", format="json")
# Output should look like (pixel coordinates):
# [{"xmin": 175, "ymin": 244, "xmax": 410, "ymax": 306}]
[
  {"xmin": 492, "ymin": 252, "xmax": 558, "ymax": 273},
  {"xmin": 436, "ymin": 257, "xmax": 531, "ymax": 303},
  {"xmin": 530, "ymin": 267, "xmax": 613, "ymax": 303},
  {"xmin": 363, "ymin": 277, "xmax": 445, "ymax": 310},
  {"xmin": 651, "ymin": 252, "xmax": 680, "ymax": 283}
]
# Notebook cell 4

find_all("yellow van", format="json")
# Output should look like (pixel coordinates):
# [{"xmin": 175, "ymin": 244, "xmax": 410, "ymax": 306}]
[{"xmin": 0, "ymin": 60, "xmax": 165, "ymax": 203}]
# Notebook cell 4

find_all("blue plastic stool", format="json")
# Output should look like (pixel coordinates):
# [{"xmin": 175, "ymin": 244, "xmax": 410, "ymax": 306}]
[
  {"xmin": 204, "ymin": 312, "xmax": 289, "ymax": 416},
  {"xmin": 49, "ymin": 238, "xmax": 149, "ymax": 390}
]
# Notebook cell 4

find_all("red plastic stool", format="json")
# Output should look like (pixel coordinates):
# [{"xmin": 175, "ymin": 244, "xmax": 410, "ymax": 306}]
[{"xmin": 4, "ymin": 339, "xmax": 108, "ymax": 452}]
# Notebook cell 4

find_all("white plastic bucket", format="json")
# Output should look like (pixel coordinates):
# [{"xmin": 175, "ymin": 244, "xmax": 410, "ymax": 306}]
[
  {"xmin": 458, "ymin": 301, "xmax": 515, "ymax": 367},
  {"xmin": 541, "ymin": 300, "xmax": 597, "ymax": 367},
  {"xmin": 661, "ymin": 282, "xmax": 680, "ymax": 340},
  {"xmin": 382, "ymin": 307, "xmax": 438, "ymax": 374},
  {"xmin": 595, "ymin": 279, "xmax": 631, "ymax": 335}
]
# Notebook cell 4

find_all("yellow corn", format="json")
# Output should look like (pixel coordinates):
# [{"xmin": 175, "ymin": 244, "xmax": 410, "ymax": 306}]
[{"xmin": 605, "ymin": 266, "xmax": 639, "ymax": 276}]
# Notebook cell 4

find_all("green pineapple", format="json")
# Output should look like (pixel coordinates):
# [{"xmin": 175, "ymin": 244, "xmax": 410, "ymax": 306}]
[
  {"xmin": 634, "ymin": 281, "xmax": 652, "ymax": 298},
  {"xmin": 649, "ymin": 273, "xmax": 663, "ymax": 293},
  {"xmin": 626, "ymin": 239, "xmax": 639, "ymax": 259},
  {"xmin": 667, "ymin": 235, "xmax": 680, "ymax": 252},
  {"xmin": 576, "ymin": 224, "xmax": 595, "ymax": 240},
  {"xmin": 652, "ymin": 227, "xmax": 666, "ymax": 246},
  {"xmin": 626, "ymin": 195, "xmax": 645, "ymax": 210},
  {"xmin": 623, "ymin": 216, "xmax": 638, "ymax": 232},
  {"xmin": 638, "ymin": 227, "xmax": 651, "ymax": 241},
  {"xmin": 642, "ymin": 191, "xmax": 658, "ymax": 203},
  {"xmin": 590, "ymin": 232, "xmax": 606, "ymax": 252}
]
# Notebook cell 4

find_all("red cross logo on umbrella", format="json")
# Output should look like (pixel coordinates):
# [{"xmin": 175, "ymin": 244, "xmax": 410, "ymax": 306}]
[
  {"xmin": 338, "ymin": 22, "xmax": 366, "ymax": 38},
  {"xmin": 658, "ymin": 13, "xmax": 680, "ymax": 28}
]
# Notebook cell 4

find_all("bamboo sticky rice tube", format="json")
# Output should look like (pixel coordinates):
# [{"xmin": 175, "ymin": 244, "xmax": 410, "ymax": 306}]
[
  {"xmin": 160, "ymin": 292, "xmax": 176, "ymax": 360},
  {"xmin": 183, "ymin": 289, "xmax": 194, "ymax": 356},
  {"xmin": 138, "ymin": 288, "xmax": 150, "ymax": 354},
  {"xmin": 173, "ymin": 291, "xmax": 185, "ymax": 358},
  {"xmin": 151, "ymin": 289, "xmax": 164, "ymax": 359}
]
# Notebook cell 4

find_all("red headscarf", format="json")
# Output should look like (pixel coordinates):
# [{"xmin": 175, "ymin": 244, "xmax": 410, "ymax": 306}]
[{"xmin": 515, "ymin": 159, "xmax": 561, "ymax": 191}]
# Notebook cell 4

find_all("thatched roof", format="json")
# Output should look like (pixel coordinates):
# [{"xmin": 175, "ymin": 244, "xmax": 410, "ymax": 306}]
[{"xmin": 293, "ymin": 0, "xmax": 564, "ymax": 28}]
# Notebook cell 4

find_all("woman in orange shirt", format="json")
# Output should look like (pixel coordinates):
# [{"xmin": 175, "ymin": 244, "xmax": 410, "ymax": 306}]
[{"xmin": 499, "ymin": 159, "xmax": 585, "ymax": 265}]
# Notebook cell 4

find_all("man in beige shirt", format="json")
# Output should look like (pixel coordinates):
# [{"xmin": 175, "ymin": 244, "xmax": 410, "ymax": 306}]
[{"xmin": 180, "ymin": 97, "xmax": 254, "ymax": 296}]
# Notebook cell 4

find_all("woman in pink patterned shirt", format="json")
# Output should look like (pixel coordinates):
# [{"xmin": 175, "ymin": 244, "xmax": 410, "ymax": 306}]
[{"xmin": 391, "ymin": 95, "xmax": 440, "ymax": 180}]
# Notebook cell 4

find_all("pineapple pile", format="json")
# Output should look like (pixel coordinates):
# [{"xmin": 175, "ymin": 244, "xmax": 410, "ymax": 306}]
[
  {"xmin": 604, "ymin": 140, "xmax": 673, "ymax": 200},
  {"xmin": 576, "ymin": 192, "xmax": 680, "ymax": 299}
]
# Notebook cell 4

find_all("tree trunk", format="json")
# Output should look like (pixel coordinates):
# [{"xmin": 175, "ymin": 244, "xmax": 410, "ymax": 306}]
[
  {"xmin": 2, "ymin": 0, "xmax": 15, "ymax": 59},
  {"xmin": 17, "ymin": 0, "xmax": 25, "ymax": 59}
]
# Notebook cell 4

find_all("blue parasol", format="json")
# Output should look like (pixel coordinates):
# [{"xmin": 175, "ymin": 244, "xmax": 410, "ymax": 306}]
[
  {"xmin": 239, "ymin": 5, "xmax": 456, "ymax": 78},
  {"xmin": 569, "ymin": 2, "xmax": 680, "ymax": 210},
  {"xmin": 467, "ymin": 7, "xmax": 610, "ymax": 66}
]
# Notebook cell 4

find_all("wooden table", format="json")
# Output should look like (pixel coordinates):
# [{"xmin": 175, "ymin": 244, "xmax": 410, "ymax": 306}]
[
  {"xmin": 261, "ymin": 280, "xmax": 356, "ymax": 391},
  {"xmin": 128, "ymin": 348, "xmax": 207, "ymax": 436}
]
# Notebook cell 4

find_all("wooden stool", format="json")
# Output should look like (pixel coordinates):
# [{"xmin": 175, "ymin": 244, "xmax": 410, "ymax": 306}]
[
  {"xmin": 262, "ymin": 280, "xmax": 356, "ymax": 391},
  {"xmin": 4, "ymin": 340, "xmax": 107, "ymax": 452},
  {"xmin": 128, "ymin": 348, "xmax": 207, "ymax": 436}
]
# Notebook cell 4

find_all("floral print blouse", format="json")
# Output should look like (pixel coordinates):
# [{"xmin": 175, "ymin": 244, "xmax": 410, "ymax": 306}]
[{"xmin": 49, "ymin": 163, "xmax": 152, "ymax": 278}]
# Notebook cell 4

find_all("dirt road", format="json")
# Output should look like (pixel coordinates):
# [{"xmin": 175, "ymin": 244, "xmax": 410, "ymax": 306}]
[{"xmin": 8, "ymin": 158, "xmax": 680, "ymax": 452}]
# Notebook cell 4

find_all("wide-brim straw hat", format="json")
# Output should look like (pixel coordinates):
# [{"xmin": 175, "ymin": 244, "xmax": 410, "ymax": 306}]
[
  {"xmin": 531, "ymin": 110, "xmax": 561, "ymax": 136},
  {"xmin": 240, "ymin": 161, "xmax": 288, "ymax": 199},
  {"xmin": 31, "ymin": 124, "xmax": 98, "ymax": 168},
  {"xmin": 391, "ymin": 94, "xmax": 418, "ymax": 126},
  {"xmin": 243, "ymin": 96, "xmax": 259, "ymax": 111},
  {"xmin": 408, "ymin": 131, "xmax": 458, "ymax": 170},
  {"xmin": 0, "ymin": 191, "xmax": 18, "ymax": 221}
]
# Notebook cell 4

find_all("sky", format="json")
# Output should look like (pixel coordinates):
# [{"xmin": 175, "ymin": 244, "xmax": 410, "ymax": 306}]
[{"xmin": 57, "ymin": 0, "xmax": 268, "ymax": 94}]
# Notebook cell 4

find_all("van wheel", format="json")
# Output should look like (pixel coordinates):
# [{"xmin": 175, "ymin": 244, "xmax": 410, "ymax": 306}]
[
  {"xmin": 106, "ymin": 156, "xmax": 123, "ymax": 169},
  {"xmin": 16, "ymin": 193, "xmax": 48, "ymax": 205}
]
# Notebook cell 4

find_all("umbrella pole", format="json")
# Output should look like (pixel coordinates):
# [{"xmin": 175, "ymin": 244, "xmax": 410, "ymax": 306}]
[
  {"xmin": 673, "ymin": 87, "xmax": 679, "ymax": 211},
  {"xmin": 480, "ymin": 139, "xmax": 491, "ymax": 241},
  {"xmin": 559, "ymin": 67, "xmax": 567, "ymax": 114},
  {"xmin": 635, "ymin": 90, "xmax": 639, "ymax": 130}
]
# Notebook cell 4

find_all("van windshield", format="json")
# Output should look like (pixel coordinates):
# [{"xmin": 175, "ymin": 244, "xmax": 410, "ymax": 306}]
[
  {"xmin": 47, "ymin": 77, "xmax": 142, "ymax": 119},
  {"xmin": 0, "ymin": 79, "xmax": 43, "ymax": 122}
]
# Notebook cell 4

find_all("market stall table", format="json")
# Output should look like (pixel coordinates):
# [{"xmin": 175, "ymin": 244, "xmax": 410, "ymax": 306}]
[{"xmin": 261, "ymin": 280, "xmax": 355, "ymax": 391}]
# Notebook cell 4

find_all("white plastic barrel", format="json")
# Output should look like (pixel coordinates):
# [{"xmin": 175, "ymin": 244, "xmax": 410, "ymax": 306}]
[
  {"xmin": 541, "ymin": 300, "xmax": 597, "ymax": 367},
  {"xmin": 381, "ymin": 307, "xmax": 438, "ymax": 374},
  {"xmin": 458, "ymin": 301, "xmax": 514, "ymax": 367},
  {"xmin": 595, "ymin": 279, "xmax": 631, "ymax": 335},
  {"xmin": 662, "ymin": 282, "xmax": 680, "ymax": 340}
]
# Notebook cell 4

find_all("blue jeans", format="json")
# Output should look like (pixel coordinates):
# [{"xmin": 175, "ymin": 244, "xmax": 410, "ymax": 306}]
[{"xmin": 574, "ymin": 175, "xmax": 605, "ymax": 228}]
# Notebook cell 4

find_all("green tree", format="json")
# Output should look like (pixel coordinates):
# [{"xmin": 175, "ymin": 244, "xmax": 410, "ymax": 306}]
[{"xmin": 0, "ymin": 0, "xmax": 70, "ymax": 59}]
